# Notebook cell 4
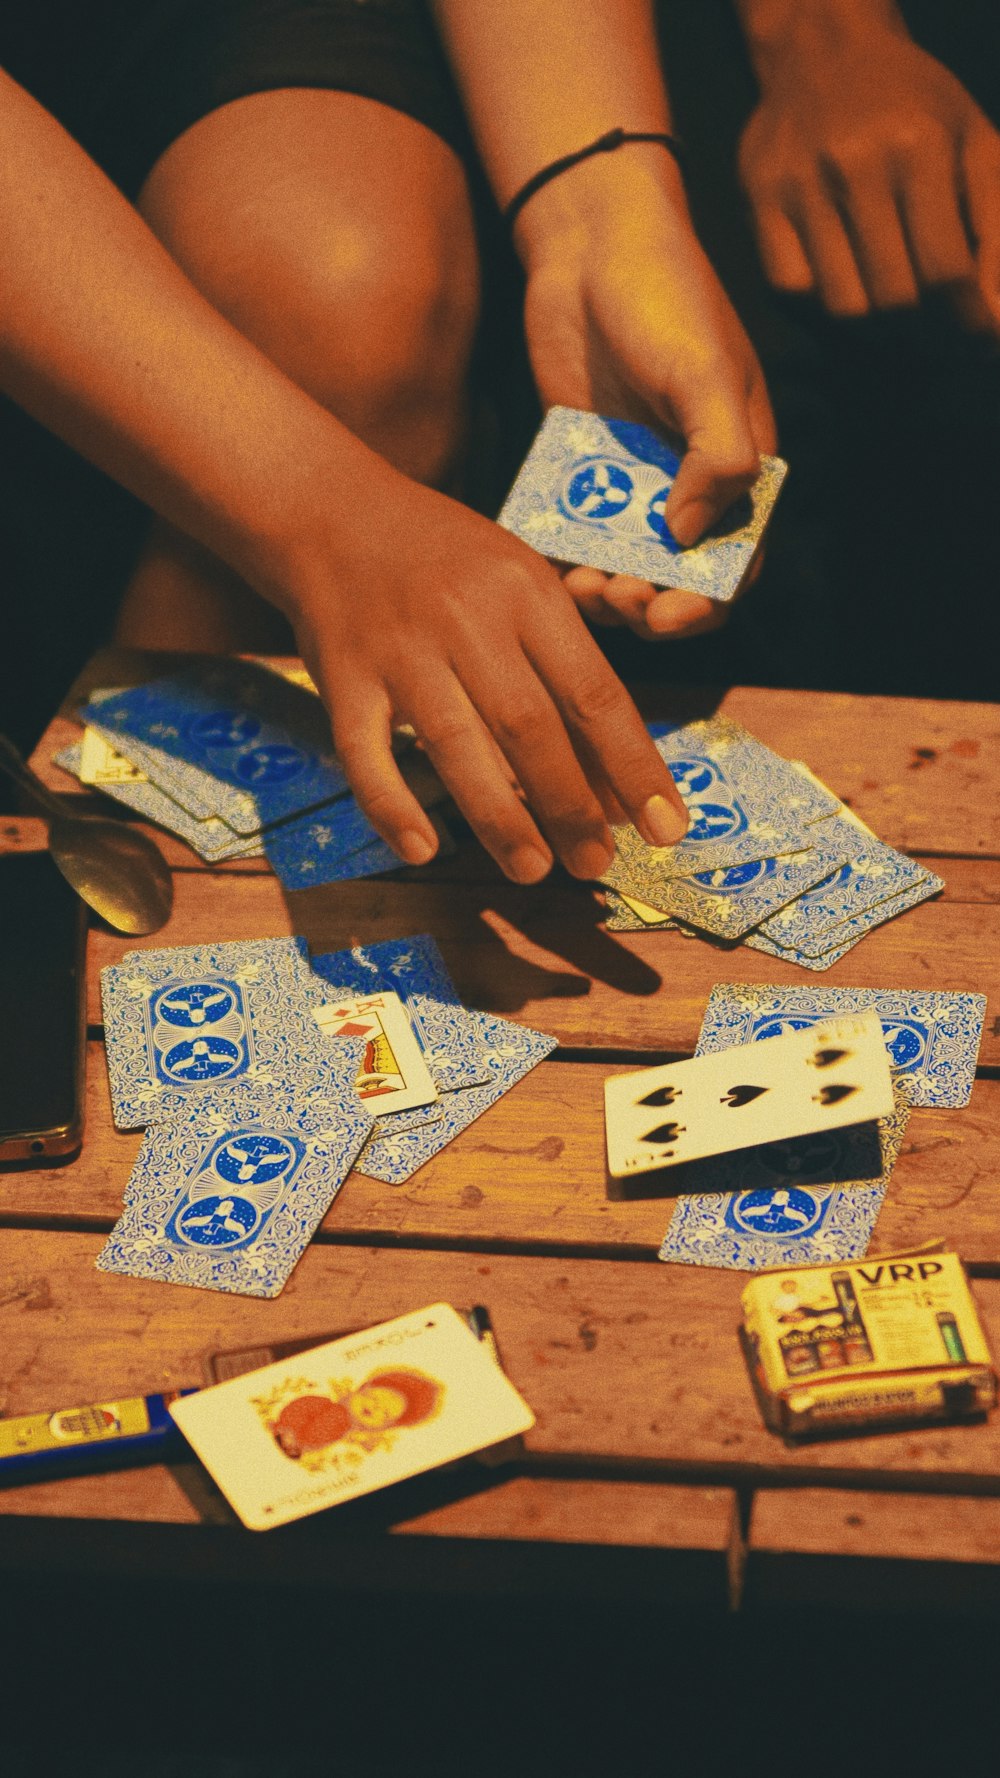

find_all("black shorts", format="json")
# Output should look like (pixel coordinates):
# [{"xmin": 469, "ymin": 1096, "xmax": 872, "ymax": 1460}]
[{"xmin": 2, "ymin": 0, "xmax": 473, "ymax": 197}]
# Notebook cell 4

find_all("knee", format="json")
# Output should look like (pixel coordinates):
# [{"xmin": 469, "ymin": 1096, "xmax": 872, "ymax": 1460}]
[{"xmin": 140, "ymin": 109, "xmax": 481, "ymax": 476}]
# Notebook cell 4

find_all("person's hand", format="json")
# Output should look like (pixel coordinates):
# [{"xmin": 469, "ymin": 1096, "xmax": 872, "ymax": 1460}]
[
  {"xmin": 519, "ymin": 154, "xmax": 777, "ymax": 641},
  {"xmin": 264, "ymin": 458, "xmax": 688, "ymax": 882},
  {"xmin": 738, "ymin": 21, "xmax": 1000, "ymax": 327}
]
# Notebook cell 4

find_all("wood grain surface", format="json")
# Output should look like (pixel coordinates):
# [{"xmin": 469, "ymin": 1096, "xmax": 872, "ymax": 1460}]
[
  {"xmin": 5, "ymin": 653, "xmax": 999, "ymax": 1605},
  {"xmin": 4, "ymin": 1050, "xmax": 1000, "ymax": 1269}
]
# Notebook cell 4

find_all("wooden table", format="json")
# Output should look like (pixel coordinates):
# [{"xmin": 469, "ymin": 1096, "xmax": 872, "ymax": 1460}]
[{"xmin": 3, "ymin": 649, "xmax": 1000, "ymax": 1619}]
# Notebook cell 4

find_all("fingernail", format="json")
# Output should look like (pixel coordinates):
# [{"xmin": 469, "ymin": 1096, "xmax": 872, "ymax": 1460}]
[
  {"xmin": 508, "ymin": 843, "xmax": 552, "ymax": 884},
  {"xmin": 567, "ymin": 836, "xmax": 615, "ymax": 880},
  {"xmin": 638, "ymin": 794, "xmax": 687, "ymax": 848},
  {"xmin": 399, "ymin": 829, "xmax": 437, "ymax": 865}
]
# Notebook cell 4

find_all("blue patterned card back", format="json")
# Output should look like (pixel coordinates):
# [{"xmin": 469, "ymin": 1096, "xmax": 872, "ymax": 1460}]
[
  {"xmin": 99, "ymin": 1081, "xmax": 371, "ymax": 1298},
  {"xmin": 498, "ymin": 407, "xmax": 787, "ymax": 600},
  {"xmin": 696, "ymin": 982, "xmax": 986, "ymax": 1108}
]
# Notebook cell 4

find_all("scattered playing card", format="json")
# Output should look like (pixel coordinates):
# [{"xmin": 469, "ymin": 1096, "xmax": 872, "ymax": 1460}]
[
  {"xmin": 168, "ymin": 1303, "xmax": 535, "ymax": 1527},
  {"xmin": 100, "ymin": 938, "xmax": 328, "ymax": 1130},
  {"xmin": 604, "ymin": 1010, "xmax": 894, "ymax": 1182},
  {"xmin": 696, "ymin": 983, "xmax": 987, "ymax": 1109},
  {"xmin": 98, "ymin": 1078, "xmax": 372, "ymax": 1299},
  {"xmin": 313, "ymin": 989, "xmax": 439, "ymax": 1117},
  {"xmin": 498, "ymin": 407, "xmax": 787, "ymax": 601},
  {"xmin": 657, "ymin": 1089, "xmax": 910, "ymax": 1270}
]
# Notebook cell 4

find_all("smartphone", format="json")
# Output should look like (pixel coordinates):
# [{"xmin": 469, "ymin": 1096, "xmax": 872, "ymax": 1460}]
[{"xmin": 0, "ymin": 850, "xmax": 86, "ymax": 1161}]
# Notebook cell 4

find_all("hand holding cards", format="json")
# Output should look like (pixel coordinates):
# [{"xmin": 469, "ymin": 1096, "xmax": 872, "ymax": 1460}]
[
  {"xmin": 499, "ymin": 407, "xmax": 787, "ymax": 602},
  {"xmin": 605, "ymin": 1010, "xmax": 893, "ymax": 1186},
  {"xmin": 169, "ymin": 1304, "xmax": 534, "ymax": 1530}
]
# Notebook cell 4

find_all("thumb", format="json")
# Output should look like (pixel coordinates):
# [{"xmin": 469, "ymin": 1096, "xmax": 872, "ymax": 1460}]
[{"xmin": 661, "ymin": 383, "xmax": 761, "ymax": 548}]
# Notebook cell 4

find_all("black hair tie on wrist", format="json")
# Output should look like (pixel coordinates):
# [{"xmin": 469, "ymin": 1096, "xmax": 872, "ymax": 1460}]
[{"xmin": 503, "ymin": 127, "xmax": 686, "ymax": 230}]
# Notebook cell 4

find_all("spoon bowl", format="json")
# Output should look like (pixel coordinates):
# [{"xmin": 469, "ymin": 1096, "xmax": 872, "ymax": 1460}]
[{"xmin": 0, "ymin": 731, "xmax": 173, "ymax": 935}]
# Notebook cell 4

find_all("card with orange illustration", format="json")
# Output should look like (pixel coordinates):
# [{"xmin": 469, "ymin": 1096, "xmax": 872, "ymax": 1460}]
[{"xmin": 169, "ymin": 1302, "xmax": 534, "ymax": 1529}]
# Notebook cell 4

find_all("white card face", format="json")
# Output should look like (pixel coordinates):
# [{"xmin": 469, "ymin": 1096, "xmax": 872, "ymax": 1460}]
[
  {"xmin": 79, "ymin": 724, "xmax": 148, "ymax": 785},
  {"xmin": 604, "ymin": 1009, "xmax": 894, "ymax": 1180},
  {"xmin": 313, "ymin": 990, "xmax": 439, "ymax": 1117},
  {"xmin": 169, "ymin": 1303, "xmax": 535, "ymax": 1530}
]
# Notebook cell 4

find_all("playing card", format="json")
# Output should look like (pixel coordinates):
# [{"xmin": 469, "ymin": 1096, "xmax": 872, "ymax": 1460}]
[
  {"xmin": 78, "ymin": 725, "xmax": 148, "ymax": 785},
  {"xmin": 746, "ymin": 870, "xmax": 944, "ymax": 970},
  {"xmin": 81, "ymin": 658, "xmax": 351, "ymax": 834},
  {"xmin": 312, "ymin": 990, "xmax": 438, "ymax": 1117},
  {"xmin": 602, "ymin": 847, "xmax": 849, "ymax": 941},
  {"xmin": 696, "ymin": 983, "xmax": 986, "ymax": 1108},
  {"xmin": 168, "ymin": 1302, "xmax": 535, "ymax": 1529},
  {"xmin": 497, "ymin": 407, "xmax": 787, "ymax": 601},
  {"xmin": 749, "ymin": 822, "xmax": 932, "ymax": 952},
  {"xmin": 607, "ymin": 719, "xmax": 841, "ymax": 885},
  {"xmin": 357, "ymin": 1009, "xmax": 557, "ymax": 1184},
  {"xmin": 100, "ymin": 938, "xmax": 331, "ymax": 1130},
  {"xmin": 310, "ymin": 935, "xmax": 494, "ymax": 1095},
  {"xmin": 98, "ymin": 1080, "xmax": 372, "ymax": 1299},
  {"xmin": 603, "ymin": 888, "xmax": 677, "ymax": 931},
  {"xmin": 54, "ymin": 743, "xmax": 264, "ymax": 862},
  {"xmin": 657, "ymin": 1090, "xmax": 910, "ymax": 1271},
  {"xmin": 604, "ymin": 1010, "xmax": 894, "ymax": 1181}
]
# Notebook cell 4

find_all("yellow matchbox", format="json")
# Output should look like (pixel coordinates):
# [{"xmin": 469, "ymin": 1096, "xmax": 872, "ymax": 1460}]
[{"xmin": 740, "ymin": 1248, "xmax": 997, "ymax": 1439}]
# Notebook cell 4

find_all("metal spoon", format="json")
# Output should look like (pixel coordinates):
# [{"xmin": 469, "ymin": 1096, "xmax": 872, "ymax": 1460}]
[{"xmin": 0, "ymin": 731, "xmax": 173, "ymax": 935}]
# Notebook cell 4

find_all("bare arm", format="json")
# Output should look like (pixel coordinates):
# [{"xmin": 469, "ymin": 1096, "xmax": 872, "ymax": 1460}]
[
  {"xmin": 0, "ymin": 66, "xmax": 686, "ymax": 870},
  {"xmin": 433, "ymin": 0, "xmax": 775, "ymax": 639}
]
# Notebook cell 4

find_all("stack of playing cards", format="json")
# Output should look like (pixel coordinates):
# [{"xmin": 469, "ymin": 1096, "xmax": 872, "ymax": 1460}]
[
  {"xmin": 53, "ymin": 659, "xmax": 451, "ymax": 887},
  {"xmin": 653, "ymin": 982, "xmax": 985, "ymax": 1272},
  {"xmin": 600, "ymin": 718, "xmax": 944, "ymax": 970},
  {"xmin": 499, "ymin": 406, "xmax": 787, "ymax": 602},
  {"xmin": 97, "ymin": 934, "xmax": 555, "ymax": 1297}
]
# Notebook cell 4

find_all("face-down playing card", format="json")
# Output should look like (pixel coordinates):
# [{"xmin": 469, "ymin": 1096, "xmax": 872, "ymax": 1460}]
[
  {"xmin": 168, "ymin": 1303, "xmax": 535, "ymax": 1527},
  {"xmin": 101, "ymin": 938, "xmax": 330, "ymax": 1130},
  {"xmin": 99, "ymin": 1077, "xmax": 372, "ymax": 1299},
  {"xmin": 604, "ymin": 1010, "xmax": 894, "ymax": 1183},
  {"xmin": 81, "ymin": 658, "xmax": 350, "ymax": 835},
  {"xmin": 497, "ymin": 407, "xmax": 787, "ymax": 601},
  {"xmin": 695, "ymin": 983, "xmax": 987, "ymax": 1110}
]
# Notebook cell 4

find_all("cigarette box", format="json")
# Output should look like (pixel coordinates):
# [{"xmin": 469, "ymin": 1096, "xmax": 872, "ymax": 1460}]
[{"xmin": 740, "ymin": 1249, "xmax": 996, "ymax": 1439}]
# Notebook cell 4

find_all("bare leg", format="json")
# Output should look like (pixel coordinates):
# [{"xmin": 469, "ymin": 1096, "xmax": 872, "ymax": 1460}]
[{"xmin": 115, "ymin": 90, "xmax": 480, "ymax": 651}]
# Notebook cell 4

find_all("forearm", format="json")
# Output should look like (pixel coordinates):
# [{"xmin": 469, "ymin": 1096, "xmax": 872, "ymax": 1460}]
[
  {"xmin": 733, "ymin": 0, "xmax": 910, "ymax": 80},
  {"xmin": 0, "ymin": 69, "xmax": 385, "ymax": 600},
  {"xmin": 432, "ymin": 1, "xmax": 688, "ymax": 268}
]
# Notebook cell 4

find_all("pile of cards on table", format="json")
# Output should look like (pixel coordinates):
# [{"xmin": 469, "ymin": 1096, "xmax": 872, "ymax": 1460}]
[
  {"xmin": 611, "ymin": 980, "xmax": 984, "ymax": 1273},
  {"xmin": 97, "ymin": 933, "xmax": 555, "ymax": 1298},
  {"xmin": 53, "ymin": 657, "xmax": 448, "ymax": 887},
  {"xmin": 601, "ymin": 716, "xmax": 944, "ymax": 969}
]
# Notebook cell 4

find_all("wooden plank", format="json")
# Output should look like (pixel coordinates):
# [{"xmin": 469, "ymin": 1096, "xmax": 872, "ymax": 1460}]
[
  {"xmin": 745, "ymin": 1487, "xmax": 1000, "ymax": 1612},
  {"xmin": 82, "ymin": 865, "xmax": 1000, "ymax": 1064},
  {"xmin": 5, "ymin": 1051, "xmax": 1000, "ymax": 1271},
  {"xmin": 33, "ymin": 653, "xmax": 1000, "ymax": 857},
  {"xmin": 4, "ymin": 1231, "xmax": 1000, "ymax": 1492}
]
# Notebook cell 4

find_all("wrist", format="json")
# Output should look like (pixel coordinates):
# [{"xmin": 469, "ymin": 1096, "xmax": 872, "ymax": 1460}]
[
  {"xmin": 514, "ymin": 141, "xmax": 691, "ymax": 276},
  {"xmin": 738, "ymin": 1, "xmax": 909, "ymax": 85}
]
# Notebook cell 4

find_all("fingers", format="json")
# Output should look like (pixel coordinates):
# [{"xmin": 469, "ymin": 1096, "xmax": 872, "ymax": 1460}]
[
  {"xmin": 399, "ymin": 674, "xmax": 563, "ymax": 883},
  {"xmin": 835, "ymin": 175, "xmax": 919, "ymax": 309},
  {"xmin": 791, "ymin": 182, "xmax": 870, "ymax": 315},
  {"xmin": 663, "ymin": 382, "xmax": 761, "ymax": 548},
  {"xmin": 325, "ymin": 680, "xmax": 441, "ymax": 867},
  {"xmin": 561, "ymin": 565, "xmax": 628, "ymax": 627},
  {"xmin": 753, "ymin": 201, "xmax": 815, "ymax": 296},
  {"xmin": 897, "ymin": 152, "xmax": 976, "ymax": 290},
  {"xmin": 525, "ymin": 606, "xmax": 689, "ymax": 846},
  {"xmin": 644, "ymin": 589, "xmax": 727, "ymax": 638},
  {"xmin": 962, "ymin": 123, "xmax": 1000, "ymax": 327}
]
